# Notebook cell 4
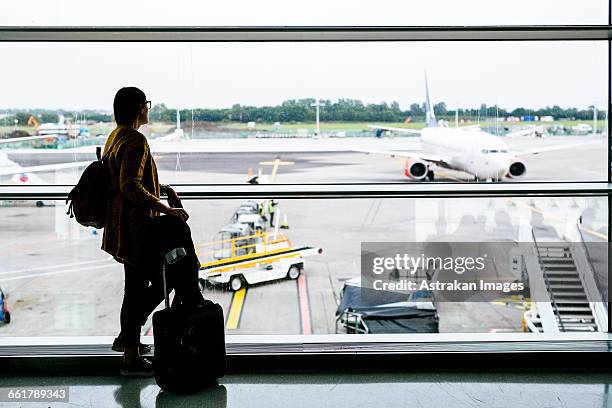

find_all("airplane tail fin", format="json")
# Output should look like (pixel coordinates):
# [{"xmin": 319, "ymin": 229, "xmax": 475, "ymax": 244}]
[{"xmin": 424, "ymin": 72, "xmax": 437, "ymax": 128}]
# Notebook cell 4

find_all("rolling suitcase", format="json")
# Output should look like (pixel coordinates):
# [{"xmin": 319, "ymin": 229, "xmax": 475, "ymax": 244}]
[{"xmin": 153, "ymin": 248, "xmax": 226, "ymax": 393}]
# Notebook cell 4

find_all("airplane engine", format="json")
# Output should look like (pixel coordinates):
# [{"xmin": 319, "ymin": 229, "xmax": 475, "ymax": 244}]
[
  {"xmin": 507, "ymin": 159, "xmax": 526, "ymax": 178},
  {"xmin": 404, "ymin": 159, "xmax": 429, "ymax": 180}
]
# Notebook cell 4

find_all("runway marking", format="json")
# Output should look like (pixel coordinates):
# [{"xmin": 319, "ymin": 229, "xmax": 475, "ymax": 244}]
[
  {"xmin": 226, "ymin": 288, "xmax": 247, "ymax": 330},
  {"xmin": 1, "ymin": 263, "xmax": 117, "ymax": 282},
  {"xmin": 490, "ymin": 301, "xmax": 527, "ymax": 310},
  {"xmin": 0, "ymin": 236, "xmax": 70, "ymax": 257},
  {"xmin": 297, "ymin": 273, "xmax": 312, "ymax": 335},
  {"xmin": 259, "ymin": 158, "xmax": 295, "ymax": 183},
  {"xmin": 509, "ymin": 199, "xmax": 608, "ymax": 240},
  {"xmin": 0, "ymin": 257, "xmax": 114, "ymax": 277}
]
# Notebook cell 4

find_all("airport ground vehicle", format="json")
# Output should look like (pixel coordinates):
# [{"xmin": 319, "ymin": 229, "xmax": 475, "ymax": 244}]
[
  {"xmin": 335, "ymin": 278, "xmax": 438, "ymax": 334},
  {"xmin": 214, "ymin": 224, "xmax": 255, "ymax": 258},
  {"xmin": 204, "ymin": 257, "xmax": 306, "ymax": 292},
  {"xmin": 197, "ymin": 230, "xmax": 321, "ymax": 291},
  {"xmin": 235, "ymin": 213, "xmax": 266, "ymax": 232},
  {"xmin": 0, "ymin": 288, "xmax": 11, "ymax": 325},
  {"xmin": 197, "ymin": 199, "xmax": 320, "ymax": 291},
  {"xmin": 235, "ymin": 200, "xmax": 259, "ymax": 215},
  {"xmin": 231, "ymin": 201, "xmax": 266, "ymax": 232}
]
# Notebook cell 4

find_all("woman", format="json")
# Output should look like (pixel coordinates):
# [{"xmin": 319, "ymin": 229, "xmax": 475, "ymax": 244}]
[{"xmin": 102, "ymin": 87, "xmax": 202, "ymax": 376}]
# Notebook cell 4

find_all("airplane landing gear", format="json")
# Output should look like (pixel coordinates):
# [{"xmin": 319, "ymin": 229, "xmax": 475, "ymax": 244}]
[{"xmin": 426, "ymin": 170, "xmax": 435, "ymax": 181}]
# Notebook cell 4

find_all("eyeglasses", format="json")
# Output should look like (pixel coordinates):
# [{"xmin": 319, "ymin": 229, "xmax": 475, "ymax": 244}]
[{"xmin": 145, "ymin": 100, "xmax": 151, "ymax": 109}]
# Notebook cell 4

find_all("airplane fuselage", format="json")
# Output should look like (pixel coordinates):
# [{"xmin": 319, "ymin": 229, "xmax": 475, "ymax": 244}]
[{"xmin": 420, "ymin": 127, "xmax": 513, "ymax": 180}]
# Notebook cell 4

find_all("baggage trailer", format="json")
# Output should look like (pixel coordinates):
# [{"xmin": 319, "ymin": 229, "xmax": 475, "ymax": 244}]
[{"xmin": 197, "ymin": 231, "xmax": 322, "ymax": 291}]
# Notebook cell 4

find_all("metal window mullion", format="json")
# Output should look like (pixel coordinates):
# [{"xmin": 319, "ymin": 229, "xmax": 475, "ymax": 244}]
[
  {"xmin": 0, "ymin": 25, "xmax": 611, "ymax": 42},
  {"xmin": 608, "ymin": 20, "xmax": 612, "ymax": 332},
  {"xmin": 608, "ymin": 0, "xmax": 612, "ymax": 333},
  {"xmin": 1, "ymin": 182, "xmax": 611, "ymax": 200}
]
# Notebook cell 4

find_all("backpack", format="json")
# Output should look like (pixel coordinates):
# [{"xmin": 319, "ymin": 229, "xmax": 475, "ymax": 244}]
[{"xmin": 65, "ymin": 137, "xmax": 121, "ymax": 229}]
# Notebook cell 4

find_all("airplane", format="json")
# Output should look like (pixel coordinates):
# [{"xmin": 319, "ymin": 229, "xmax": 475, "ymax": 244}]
[
  {"xmin": 361, "ymin": 75, "xmax": 604, "ymax": 181},
  {"xmin": 0, "ymin": 137, "xmax": 90, "ymax": 185},
  {"xmin": 156, "ymin": 109, "xmax": 185, "ymax": 142},
  {"xmin": 1, "ymin": 107, "xmax": 183, "ymax": 187},
  {"xmin": 0, "ymin": 135, "xmax": 61, "ymax": 145},
  {"xmin": 0, "ymin": 136, "xmax": 90, "ymax": 206},
  {"xmin": 571, "ymin": 123, "xmax": 593, "ymax": 135}
]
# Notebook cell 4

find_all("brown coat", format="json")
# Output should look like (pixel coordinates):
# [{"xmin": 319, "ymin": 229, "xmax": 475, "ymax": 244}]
[{"xmin": 101, "ymin": 126, "xmax": 160, "ymax": 265}]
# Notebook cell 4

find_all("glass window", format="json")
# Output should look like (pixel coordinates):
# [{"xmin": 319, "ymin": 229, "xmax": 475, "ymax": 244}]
[
  {"xmin": 0, "ymin": 41, "xmax": 607, "ymax": 185},
  {"xmin": 0, "ymin": 195, "xmax": 606, "ymax": 337},
  {"xmin": 0, "ymin": 0, "xmax": 607, "ymax": 26},
  {"xmin": 0, "ymin": 16, "xmax": 609, "ymax": 354}
]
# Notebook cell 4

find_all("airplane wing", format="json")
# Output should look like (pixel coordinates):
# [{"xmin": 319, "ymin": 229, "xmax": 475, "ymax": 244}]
[
  {"xmin": 460, "ymin": 125, "xmax": 482, "ymax": 131},
  {"xmin": 505, "ymin": 129, "xmax": 535, "ymax": 138},
  {"xmin": 367, "ymin": 125, "xmax": 422, "ymax": 135},
  {"xmin": 0, "ymin": 135, "xmax": 57, "ymax": 145},
  {"xmin": 352, "ymin": 148, "xmax": 448, "ymax": 166},
  {"xmin": 514, "ymin": 139, "xmax": 604, "ymax": 156},
  {"xmin": 0, "ymin": 161, "xmax": 91, "ymax": 177}
]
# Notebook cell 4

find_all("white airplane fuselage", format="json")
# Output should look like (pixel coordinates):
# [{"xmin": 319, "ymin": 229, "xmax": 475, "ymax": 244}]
[
  {"xmin": 420, "ymin": 127, "xmax": 513, "ymax": 180},
  {"xmin": 0, "ymin": 151, "xmax": 48, "ymax": 184}
]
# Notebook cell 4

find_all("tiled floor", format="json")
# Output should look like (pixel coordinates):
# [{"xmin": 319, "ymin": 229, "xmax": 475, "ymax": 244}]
[{"xmin": 0, "ymin": 369, "xmax": 610, "ymax": 408}]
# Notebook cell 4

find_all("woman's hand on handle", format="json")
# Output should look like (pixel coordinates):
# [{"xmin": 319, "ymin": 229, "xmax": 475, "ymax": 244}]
[
  {"xmin": 167, "ymin": 207, "xmax": 189, "ymax": 222},
  {"xmin": 162, "ymin": 185, "xmax": 183, "ymax": 208},
  {"xmin": 154, "ymin": 201, "xmax": 189, "ymax": 222}
]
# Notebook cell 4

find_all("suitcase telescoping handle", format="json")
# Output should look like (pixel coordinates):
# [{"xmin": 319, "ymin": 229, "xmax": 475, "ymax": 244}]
[{"xmin": 162, "ymin": 247, "xmax": 188, "ymax": 308}]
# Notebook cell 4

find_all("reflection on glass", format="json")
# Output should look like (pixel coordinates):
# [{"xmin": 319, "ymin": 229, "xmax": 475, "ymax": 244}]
[{"xmin": 0, "ymin": 196, "xmax": 606, "ymax": 337}]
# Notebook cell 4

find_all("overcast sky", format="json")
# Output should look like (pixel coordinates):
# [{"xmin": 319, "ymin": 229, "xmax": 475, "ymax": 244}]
[
  {"xmin": 0, "ymin": 0, "xmax": 607, "ymax": 26},
  {"xmin": 0, "ymin": 41, "xmax": 607, "ymax": 112},
  {"xmin": 0, "ymin": 1, "xmax": 609, "ymax": 111}
]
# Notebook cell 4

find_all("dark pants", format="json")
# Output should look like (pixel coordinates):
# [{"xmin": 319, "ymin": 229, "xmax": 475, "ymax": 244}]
[{"xmin": 120, "ymin": 216, "xmax": 204, "ymax": 348}]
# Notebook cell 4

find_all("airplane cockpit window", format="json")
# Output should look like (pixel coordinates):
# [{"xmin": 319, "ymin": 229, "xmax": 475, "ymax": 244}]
[{"xmin": 481, "ymin": 149, "xmax": 489, "ymax": 154}]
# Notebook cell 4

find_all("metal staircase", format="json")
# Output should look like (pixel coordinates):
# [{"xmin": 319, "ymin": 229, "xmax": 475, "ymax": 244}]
[{"xmin": 535, "ymin": 242, "xmax": 599, "ymax": 332}]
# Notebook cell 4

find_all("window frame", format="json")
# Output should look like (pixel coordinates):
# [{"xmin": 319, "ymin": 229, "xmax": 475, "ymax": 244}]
[{"xmin": 0, "ymin": 23, "xmax": 610, "ymax": 357}]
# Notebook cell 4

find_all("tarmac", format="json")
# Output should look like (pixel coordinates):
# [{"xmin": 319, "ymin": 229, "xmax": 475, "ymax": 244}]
[{"xmin": 0, "ymin": 135, "xmax": 607, "ymax": 338}]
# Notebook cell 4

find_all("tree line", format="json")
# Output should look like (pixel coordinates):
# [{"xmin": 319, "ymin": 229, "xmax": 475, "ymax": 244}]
[
  {"xmin": 150, "ymin": 100, "xmax": 605, "ymax": 123},
  {"xmin": 2, "ymin": 100, "xmax": 605, "ymax": 126}
]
